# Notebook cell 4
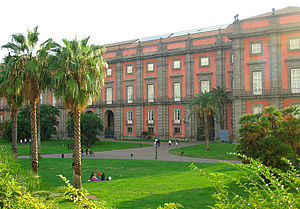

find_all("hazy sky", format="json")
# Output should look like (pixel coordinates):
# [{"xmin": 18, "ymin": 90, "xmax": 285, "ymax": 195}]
[{"xmin": 0, "ymin": 0, "xmax": 299, "ymax": 61}]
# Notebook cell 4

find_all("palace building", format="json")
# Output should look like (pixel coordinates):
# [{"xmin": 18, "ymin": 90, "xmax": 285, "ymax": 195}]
[{"xmin": 1, "ymin": 7, "xmax": 300, "ymax": 141}]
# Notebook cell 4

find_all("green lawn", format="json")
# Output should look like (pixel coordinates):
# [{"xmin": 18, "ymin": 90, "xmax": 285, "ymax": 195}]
[
  {"xmin": 0, "ymin": 139, "xmax": 150, "ymax": 155},
  {"xmin": 19, "ymin": 158, "xmax": 241, "ymax": 209},
  {"xmin": 169, "ymin": 142, "xmax": 238, "ymax": 160}
]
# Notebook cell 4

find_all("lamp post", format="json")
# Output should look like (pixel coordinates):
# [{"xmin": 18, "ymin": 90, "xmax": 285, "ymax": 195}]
[{"xmin": 154, "ymin": 138, "xmax": 158, "ymax": 159}]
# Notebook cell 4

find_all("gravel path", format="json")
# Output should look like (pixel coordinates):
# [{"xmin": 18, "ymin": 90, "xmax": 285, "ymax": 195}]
[{"xmin": 18, "ymin": 140, "xmax": 240, "ymax": 164}]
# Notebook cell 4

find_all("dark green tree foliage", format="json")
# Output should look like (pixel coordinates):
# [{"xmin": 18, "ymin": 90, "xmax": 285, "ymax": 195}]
[
  {"xmin": 2, "ymin": 105, "xmax": 60, "ymax": 141},
  {"xmin": 40, "ymin": 105, "xmax": 60, "ymax": 140},
  {"xmin": 237, "ymin": 105, "xmax": 300, "ymax": 170},
  {"xmin": 67, "ymin": 111, "xmax": 103, "ymax": 146}
]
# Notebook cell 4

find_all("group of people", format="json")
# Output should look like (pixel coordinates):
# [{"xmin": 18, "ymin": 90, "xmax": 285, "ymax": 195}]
[
  {"xmin": 168, "ymin": 139, "xmax": 179, "ymax": 147},
  {"xmin": 89, "ymin": 171, "xmax": 112, "ymax": 182},
  {"xmin": 81, "ymin": 148, "xmax": 95, "ymax": 157},
  {"xmin": 20, "ymin": 138, "xmax": 31, "ymax": 144}
]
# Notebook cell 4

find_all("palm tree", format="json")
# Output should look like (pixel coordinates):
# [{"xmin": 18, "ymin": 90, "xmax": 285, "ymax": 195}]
[
  {"xmin": 211, "ymin": 86, "xmax": 231, "ymax": 130},
  {"xmin": 2, "ymin": 26, "xmax": 58, "ymax": 173},
  {"xmin": 0, "ymin": 58, "xmax": 23, "ymax": 155},
  {"xmin": 54, "ymin": 37, "xmax": 107, "ymax": 189},
  {"xmin": 189, "ymin": 92, "xmax": 218, "ymax": 151}
]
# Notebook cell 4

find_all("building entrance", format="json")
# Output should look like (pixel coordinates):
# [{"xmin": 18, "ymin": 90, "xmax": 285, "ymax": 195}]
[
  {"xmin": 196, "ymin": 115, "xmax": 215, "ymax": 141},
  {"xmin": 104, "ymin": 110, "xmax": 114, "ymax": 138}
]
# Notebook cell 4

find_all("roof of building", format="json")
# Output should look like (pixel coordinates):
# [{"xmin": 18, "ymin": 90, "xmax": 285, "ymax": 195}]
[{"xmin": 243, "ymin": 6, "xmax": 300, "ymax": 20}]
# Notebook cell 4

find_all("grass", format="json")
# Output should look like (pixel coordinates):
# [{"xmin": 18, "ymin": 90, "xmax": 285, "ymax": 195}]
[
  {"xmin": 18, "ymin": 158, "xmax": 242, "ymax": 209},
  {"xmin": 0, "ymin": 139, "xmax": 150, "ymax": 156},
  {"xmin": 169, "ymin": 142, "xmax": 238, "ymax": 160}
]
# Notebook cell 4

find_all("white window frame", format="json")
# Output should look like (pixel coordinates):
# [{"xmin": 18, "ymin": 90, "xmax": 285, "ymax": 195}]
[
  {"xmin": 88, "ymin": 96, "xmax": 93, "ymax": 105},
  {"xmin": 174, "ymin": 82, "xmax": 181, "ymax": 101},
  {"xmin": 173, "ymin": 109, "xmax": 181, "ymax": 124},
  {"xmin": 106, "ymin": 87, "xmax": 113, "ymax": 104},
  {"xmin": 52, "ymin": 94, "xmax": 56, "ymax": 106},
  {"xmin": 251, "ymin": 43, "xmax": 262, "ymax": 54},
  {"xmin": 290, "ymin": 104, "xmax": 300, "ymax": 118},
  {"xmin": 127, "ymin": 110, "xmax": 133, "ymax": 124},
  {"xmin": 106, "ymin": 67, "xmax": 112, "ymax": 77},
  {"xmin": 290, "ymin": 39, "xmax": 300, "ymax": 50},
  {"xmin": 291, "ymin": 68, "xmax": 300, "ymax": 93},
  {"xmin": 126, "ymin": 65, "xmax": 133, "ymax": 74},
  {"xmin": 147, "ymin": 62, "xmax": 154, "ymax": 72},
  {"xmin": 127, "ymin": 86, "xmax": 133, "ymax": 103},
  {"xmin": 147, "ymin": 84, "xmax": 154, "ymax": 102},
  {"xmin": 0, "ymin": 99, "xmax": 3, "ymax": 109},
  {"xmin": 40, "ymin": 93, "xmax": 44, "ymax": 104},
  {"xmin": 253, "ymin": 71, "xmax": 262, "ymax": 95},
  {"xmin": 0, "ymin": 114, "xmax": 3, "ymax": 124},
  {"xmin": 173, "ymin": 60, "xmax": 181, "ymax": 70},
  {"xmin": 252, "ymin": 104, "xmax": 263, "ymax": 114},
  {"xmin": 200, "ymin": 57, "xmax": 209, "ymax": 66},
  {"xmin": 147, "ymin": 109, "xmax": 154, "ymax": 124},
  {"xmin": 201, "ymin": 80, "xmax": 210, "ymax": 93}
]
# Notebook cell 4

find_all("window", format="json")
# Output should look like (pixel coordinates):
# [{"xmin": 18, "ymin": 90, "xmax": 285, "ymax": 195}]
[
  {"xmin": 201, "ymin": 80, "xmax": 210, "ymax": 93},
  {"xmin": 290, "ymin": 104, "xmax": 300, "ymax": 118},
  {"xmin": 173, "ymin": 127, "xmax": 181, "ymax": 134},
  {"xmin": 147, "ymin": 127, "xmax": 154, "ymax": 134},
  {"xmin": 127, "ymin": 127, "xmax": 133, "ymax": 134},
  {"xmin": 127, "ymin": 110, "xmax": 133, "ymax": 124},
  {"xmin": 126, "ymin": 65, "xmax": 133, "ymax": 74},
  {"xmin": 174, "ymin": 82, "xmax": 181, "ymax": 101},
  {"xmin": 230, "ymin": 52, "xmax": 234, "ymax": 65},
  {"xmin": 289, "ymin": 39, "xmax": 300, "ymax": 50},
  {"xmin": 39, "ymin": 93, "xmax": 44, "ymax": 104},
  {"xmin": 252, "ymin": 104, "xmax": 263, "ymax": 114},
  {"xmin": 253, "ymin": 71, "xmax": 262, "ymax": 95},
  {"xmin": 0, "ymin": 114, "xmax": 3, "ymax": 124},
  {"xmin": 172, "ymin": 59, "xmax": 181, "ymax": 70},
  {"xmin": 291, "ymin": 68, "xmax": 300, "ymax": 93},
  {"xmin": 52, "ymin": 94, "xmax": 56, "ymax": 106},
  {"xmin": 88, "ymin": 97, "xmax": 93, "ymax": 105},
  {"xmin": 127, "ymin": 86, "xmax": 133, "ymax": 103},
  {"xmin": 0, "ymin": 99, "xmax": 3, "ymax": 109},
  {"xmin": 147, "ymin": 62, "xmax": 154, "ymax": 72},
  {"xmin": 106, "ymin": 67, "xmax": 112, "ymax": 77},
  {"xmin": 147, "ymin": 84, "xmax": 154, "ymax": 102},
  {"xmin": 147, "ymin": 109, "xmax": 154, "ymax": 124},
  {"xmin": 173, "ymin": 109, "xmax": 181, "ymax": 124},
  {"xmin": 200, "ymin": 57, "xmax": 209, "ymax": 67},
  {"xmin": 106, "ymin": 88, "xmax": 113, "ymax": 104},
  {"xmin": 251, "ymin": 42, "xmax": 262, "ymax": 54}
]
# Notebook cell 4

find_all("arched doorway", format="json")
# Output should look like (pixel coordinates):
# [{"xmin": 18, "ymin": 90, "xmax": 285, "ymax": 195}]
[
  {"xmin": 104, "ymin": 110, "xmax": 114, "ymax": 138},
  {"xmin": 196, "ymin": 115, "xmax": 215, "ymax": 141}
]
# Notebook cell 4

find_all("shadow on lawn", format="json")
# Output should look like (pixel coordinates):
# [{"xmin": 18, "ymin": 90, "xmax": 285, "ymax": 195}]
[{"xmin": 115, "ymin": 187, "xmax": 216, "ymax": 209}]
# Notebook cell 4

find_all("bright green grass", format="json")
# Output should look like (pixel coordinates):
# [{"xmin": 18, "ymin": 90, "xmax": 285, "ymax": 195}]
[
  {"xmin": 169, "ymin": 142, "xmax": 238, "ymax": 160},
  {"xmin": 0, "ymin": 139, "xmax": 150, "ymax": 156},
  {"xmin": 19, "ymin": 158, "xmax": 241, "ymax": 209}
]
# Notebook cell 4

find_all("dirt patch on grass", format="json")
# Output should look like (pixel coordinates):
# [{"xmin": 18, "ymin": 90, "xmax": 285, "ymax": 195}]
[{"xmin": 87, "ymin": 194, "xmax": 99, "ymax": 200}]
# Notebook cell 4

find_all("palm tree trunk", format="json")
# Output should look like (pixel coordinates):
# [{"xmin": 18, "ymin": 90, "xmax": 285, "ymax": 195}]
[
  {"xmin": 37, "ymin": 102, "xmax": 41, "ymax": 157},
  {"xmin": 11, "ymin": 108, "xmax": 18, "ymax": 156},
  {"xmin": 204, "ymin": 116, "xmax": 210, "ymax": 151},
  {"xmin": 72, "ymin": 108, "xmax": 82, "ymax": 189},
  {"xmin": 30, "ymin": 100, "xmax": 39, "ymax": 173},
  {"xmin": 219, "ymin": 106, "xmax": 224, "ymax": 130}
]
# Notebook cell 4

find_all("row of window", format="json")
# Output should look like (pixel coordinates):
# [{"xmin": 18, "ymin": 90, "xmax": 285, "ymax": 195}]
[
  {"xmin": 251, "ymin": 103, "xmax": 300, "ymax": 118},
  {"xmin": 250, "ymin": 37, "xmax": 300, "ymax": 56},
  {"xmin": 252, "ymin": 68, "xmax": 300, "ymax": 95}
]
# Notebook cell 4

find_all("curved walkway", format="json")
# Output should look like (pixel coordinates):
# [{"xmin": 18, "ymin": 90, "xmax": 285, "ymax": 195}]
[{"xmin": 19, "ymin": 140, "xmax": 239, "ymax": 164}]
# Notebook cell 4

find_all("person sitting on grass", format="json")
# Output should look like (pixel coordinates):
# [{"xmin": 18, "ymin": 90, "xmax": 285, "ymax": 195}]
[
  {"xmin": 97, "ymin": 171, "xmax": 101, "ymax": 180},
  {"xmin": 90, "ymin": 172, "xmax": 97, "ymax": 181},
  {"xmin": 101, "ymin": 172, "xmax": 106, "ymax": 181}
]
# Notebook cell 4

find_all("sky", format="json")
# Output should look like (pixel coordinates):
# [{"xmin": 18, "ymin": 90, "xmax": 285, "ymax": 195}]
[{"xmin": 0, "ymin": 0, "xmax": 299, "ymax": 61}]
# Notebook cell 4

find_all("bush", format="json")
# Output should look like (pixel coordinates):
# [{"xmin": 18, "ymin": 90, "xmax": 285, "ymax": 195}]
[
  {"xmin": 191, "ymin": 154, "xmax": 300, "ymax": 209},
  {"xmin": 0, "ymin": 147, "xmax": 57, "ymax": 208},
  {"xmin": 237, "ymin": 105, "xmax": 300, "ymax": 170}
]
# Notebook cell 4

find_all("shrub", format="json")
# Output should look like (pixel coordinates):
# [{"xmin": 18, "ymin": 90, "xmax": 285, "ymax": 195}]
[
  {"xmin": 237, "ymin": 105, "xmax": 300, "ymax": 169},
  {"xmin": 191, "ymin": 154, "xmax": 300, "ymax": 209},
  {"xmin": 0, "ymin": 147, "xmax": 57, "ymax": 208}
]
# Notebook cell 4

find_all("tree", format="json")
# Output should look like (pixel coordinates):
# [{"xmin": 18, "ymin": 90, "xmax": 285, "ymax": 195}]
[
  {"xmin": 2, "ymin": 26, "xmax": 59, "ymax": 173},
  {"xmin": 0, "ymin": 61, "xmax": 23, "ymax": 155},
  {"xmin": 189, "ymin": 92, "xmax": 218, "ymax": 151},
  {"xmin": 237, "ymin": 105, "xmax": 300, "ymax": 169},
  {"xmin": 2, "ymin": 105, "xmax": 60, "ymax": 142},
  {"xmin": 67, "ymin": 111, "xmax": 103, "ymax": 146},
  {"xmin": 54, "ymin": 37, "xmax": 107, "ymax": 188},
  {"xmin": 211, "ymin": 86, "xmax": 231, "ymax": 130}
]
